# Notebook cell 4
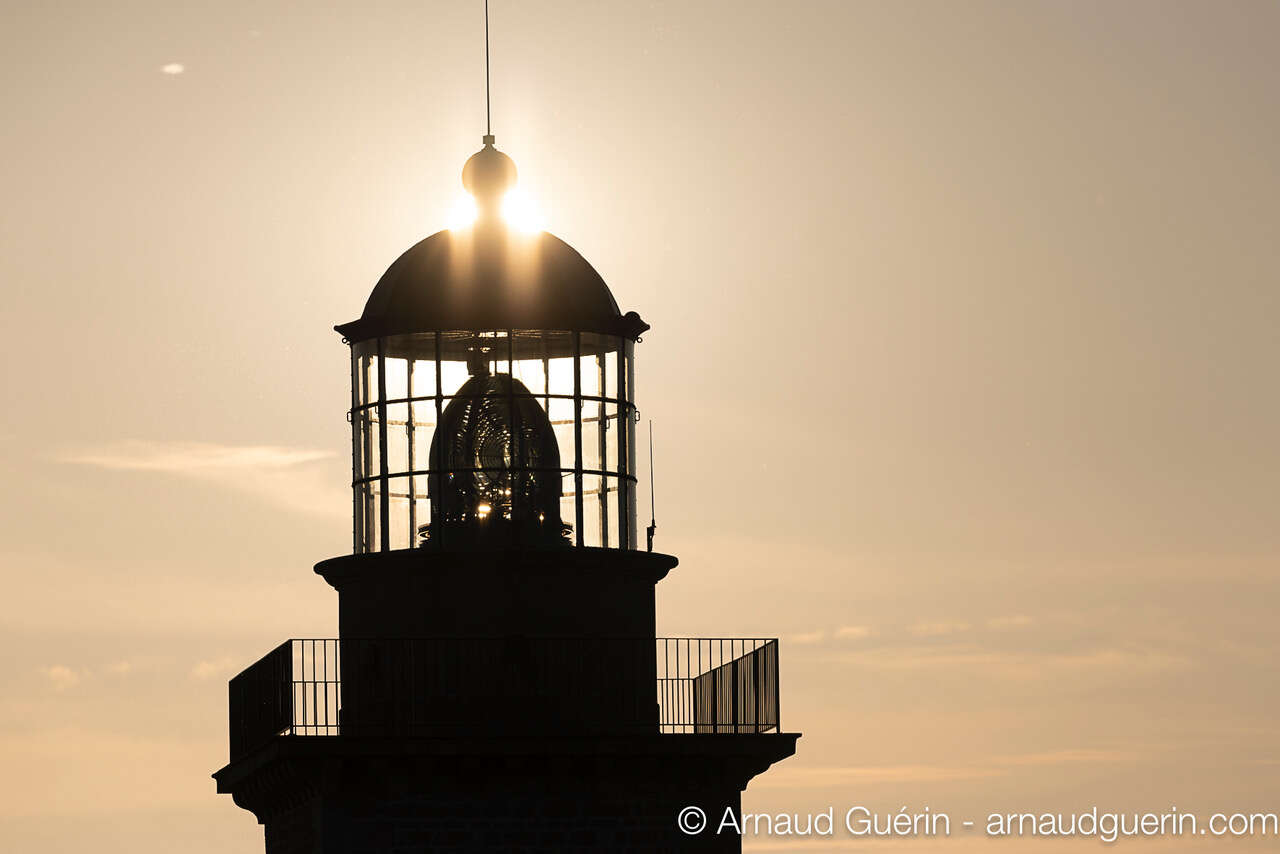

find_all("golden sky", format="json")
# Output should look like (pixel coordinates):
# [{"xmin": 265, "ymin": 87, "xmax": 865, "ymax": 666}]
[{"xmin": 1, "ymin": 1, "xmax": 1277, "ymax": 851}]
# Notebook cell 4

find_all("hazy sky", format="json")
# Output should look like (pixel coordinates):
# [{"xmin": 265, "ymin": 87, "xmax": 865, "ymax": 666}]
[{"xmin": 2, "ymin": 1, "xmax": 1278, "ymax": 851}]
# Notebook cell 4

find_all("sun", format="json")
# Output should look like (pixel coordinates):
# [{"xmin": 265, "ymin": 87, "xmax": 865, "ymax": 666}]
[
  {"xmin": 447, "ymin": 189, "xmax": 544, "ymax": 234},
  {"xmin": 500, "ymin": 188, "xmax": 545, "ymax": 234}
]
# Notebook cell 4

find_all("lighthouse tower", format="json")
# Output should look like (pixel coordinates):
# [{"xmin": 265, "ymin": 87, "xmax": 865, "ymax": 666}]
[{"xmin": 212, "ymin": 135, "xmax": 799, "ymax": 852}]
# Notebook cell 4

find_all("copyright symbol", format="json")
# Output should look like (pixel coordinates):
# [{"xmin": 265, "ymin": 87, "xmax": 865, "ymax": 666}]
[{"xmin": 678, "ymin": 805, "xmax": 707, "ymax": 835}]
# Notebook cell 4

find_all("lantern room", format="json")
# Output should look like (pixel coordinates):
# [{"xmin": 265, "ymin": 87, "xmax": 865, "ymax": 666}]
[{"xmin": 336, "ymin": 138, "xmax": 649, "ymax": 554}]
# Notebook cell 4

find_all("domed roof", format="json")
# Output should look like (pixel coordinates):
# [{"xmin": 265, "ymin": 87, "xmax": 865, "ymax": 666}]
[{"xmin": 335, "ymin": 224, "xmax": 648, "ymax": 342}]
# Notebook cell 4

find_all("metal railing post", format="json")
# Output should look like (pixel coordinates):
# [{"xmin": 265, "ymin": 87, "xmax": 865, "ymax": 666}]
[{"xmin": 732, "ymin": 656, "xmax": 740, "ymax": 734}]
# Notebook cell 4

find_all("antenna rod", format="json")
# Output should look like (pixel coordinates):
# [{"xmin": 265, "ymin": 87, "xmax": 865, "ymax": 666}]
[
  {"xmin": 647, "ymin": 420, "xmax": 657, "ymax": 552},
  {"xmin": 484, "ymin": 0, "xmax": 492, "ymax": 137}
]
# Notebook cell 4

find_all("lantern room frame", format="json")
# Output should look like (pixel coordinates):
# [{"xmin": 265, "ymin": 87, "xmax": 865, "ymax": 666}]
[{"xmin": 348, "ymin": 328, "xmax": 637, "ymax": 553}]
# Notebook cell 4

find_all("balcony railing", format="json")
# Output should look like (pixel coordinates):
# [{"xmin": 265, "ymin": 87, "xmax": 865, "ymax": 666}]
[{"xmin": 227, "ymin": 638, "xmax": 780, "ymax": 760}]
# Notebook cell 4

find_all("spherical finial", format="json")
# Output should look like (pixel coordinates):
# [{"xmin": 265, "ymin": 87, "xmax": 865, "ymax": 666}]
[{"xmin": 462, "ymin": 135, "xmax": 517, "ymax": 216}]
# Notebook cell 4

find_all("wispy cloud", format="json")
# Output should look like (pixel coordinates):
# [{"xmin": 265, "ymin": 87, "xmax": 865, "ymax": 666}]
[
  {"xmin": 42, "ymin": 665, "xmax": 81, "ymax": 691},
  {"xmin": 787, "ymin": 631, "xmax": 826, "ymax": 645},
  {"xmin": 835, "ymin": 625, "xmax": 876, "ymax": 640},
  {"xmin": 67, "ymin": 441, "xmax": 331, "ymax": 473},
  {"xmin": 39, "ymin": 660, "xmax": 141, "ymax": 688},
  {"xmin": 62, "ymin": 440, "xmax": 345, "ymax": 519}
]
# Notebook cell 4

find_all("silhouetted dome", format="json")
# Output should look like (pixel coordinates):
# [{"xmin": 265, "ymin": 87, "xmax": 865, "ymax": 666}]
[{"xmin": 335, "ymin": 225, "xmax": 649, "ymax": 342}]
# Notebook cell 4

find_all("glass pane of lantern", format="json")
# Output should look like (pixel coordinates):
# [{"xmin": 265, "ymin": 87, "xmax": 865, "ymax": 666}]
[
  {"xmin": 438, "ymin": 332, "xmax": 473, "ymax": 398},
  {"xmin": 410, "ymin": 402, "xmax": 436, "ymax": 472},
  {"xmin": 581, "ymin": 398, "xmax": 603, "ymax": 472},
  {"xmin": 411, "ymin": 475, "xmax": 431, "ymax": 544},
  {"xmin": 409, "ymin": 353, "xmax": 436, "ymax": 400},
  {"xmin": 548, "ymin": 349, "xmax": 575, "ymax": 398},
  {"xmin": 603, "ymin": 402, "xmax": 619, "ymax": 474},
  {"xmin": 512, "ymin": 357, "xmax": 546, "ymax": 397},
  {"xmin": 578, "ymin": 349, "xmax": 599, "ymax": 397},
  {"xmin": 362, "ymin": 480, "xmax": 381, "ymax": 553},
  {"xmin": 603, "ymin": 348, "xmax": 619, "ymax": 402},
  {"xmin": 598, "ymin": 475, "xmax": 616, "ymax": 549},
  {"xmin": 579, "ymin": 333, "xmax": 618, "ymax": 399},
  {"xmin": 364, "ymin": 407, "xmax": 382, "ymax": 481},
  {"xmin": 581, "ymin": 473, "xmax": 603, "ymax": 548},
  {"xmin": 558, "ymin": 472, "xmax": 576, "ymax": 539},
  {"xmin": 385, "ymin": 402, "xmax": 409, "ymax": 475},
  {"xmin": 354, "ymin": 408, "xmax": 373, "ymax": 483},
  {"xmin": 352, "ymin": 409, "xmax": 366, "ymax": 483},
  {"xmin": 549, "ymin": 397, "xmax": 575, "ymax": 482},
  {"xmin": 511, "ymin": 331, "xmax": 550, "ymax": 397},
  {"xmin": 357, "ymin": 347, "xmax": 377, "ymax": 405},
  {"xmin": 382, "ymin": 352, "xmax": 408, "ymax": 402},
  {"xmin": 439, "ymin": 360, "xmax": 470, "ymax": 398},
  {"xmin": 387, "ymin": 475, "xmax": 411, "ymax": 550}
]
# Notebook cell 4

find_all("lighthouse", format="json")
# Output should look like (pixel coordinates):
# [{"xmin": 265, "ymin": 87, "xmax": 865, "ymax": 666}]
[{"xmin": 212, "ymin": 132, "xmax": 799, "ymax": 852}]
